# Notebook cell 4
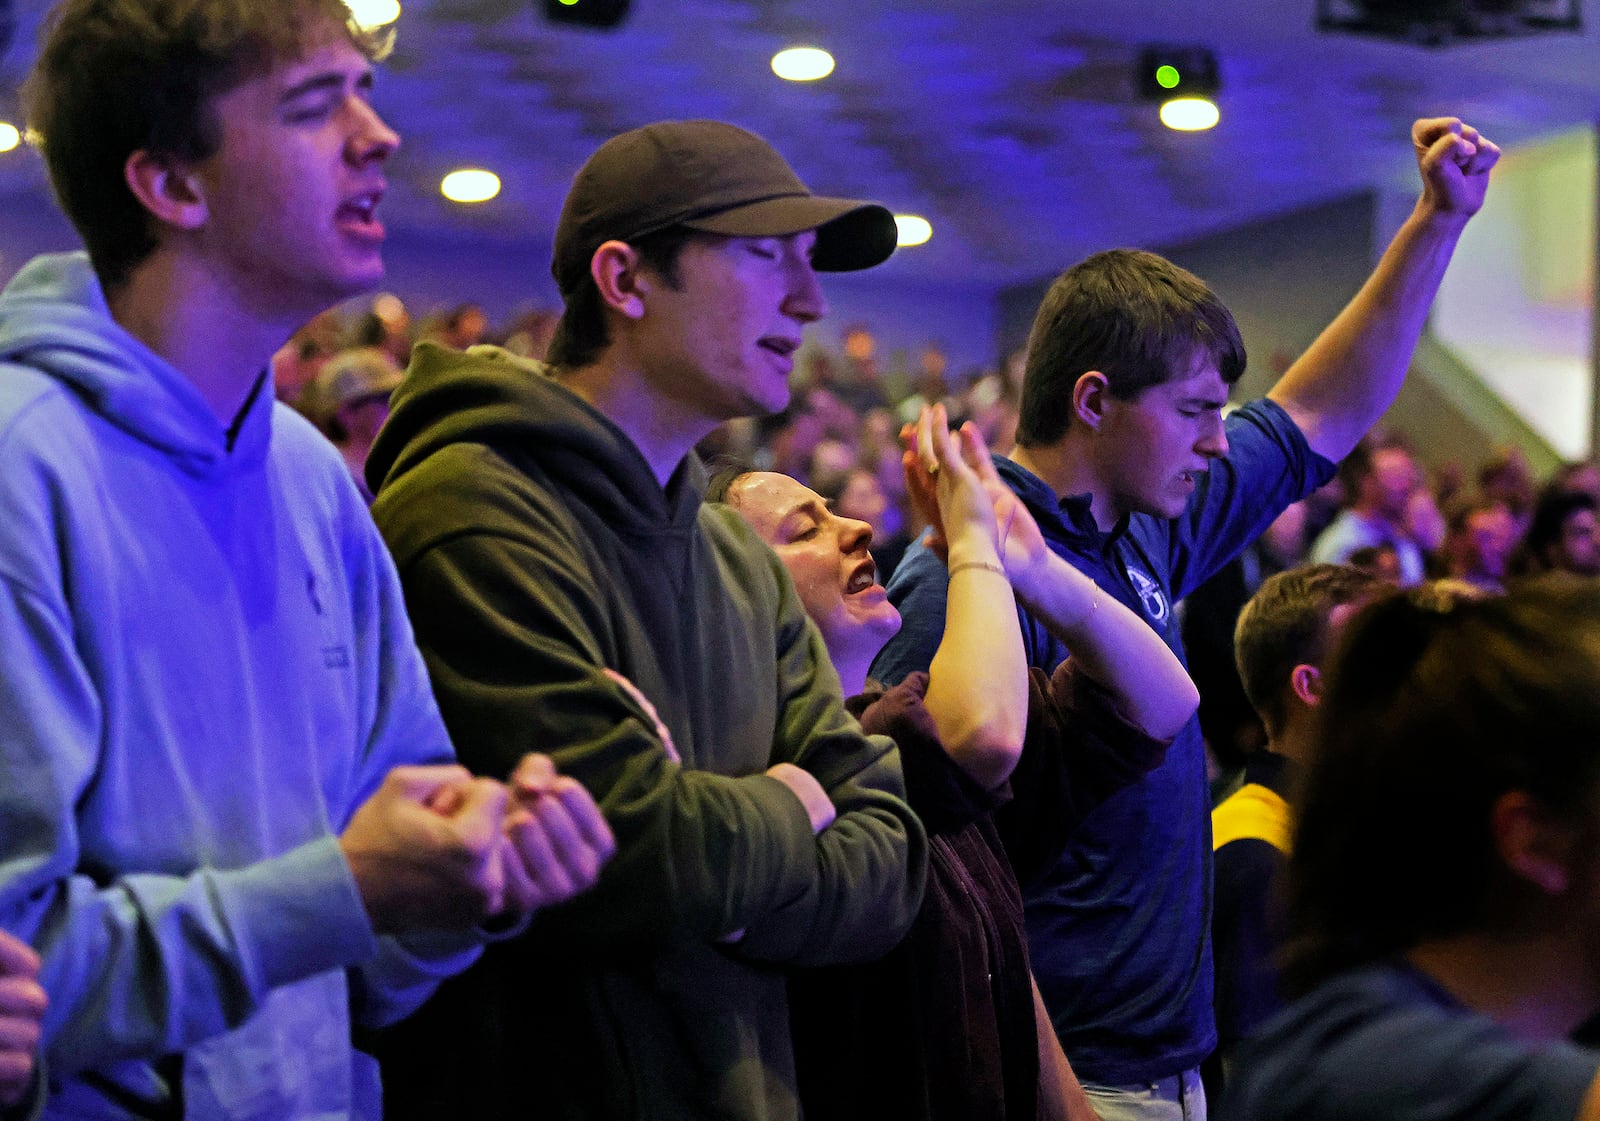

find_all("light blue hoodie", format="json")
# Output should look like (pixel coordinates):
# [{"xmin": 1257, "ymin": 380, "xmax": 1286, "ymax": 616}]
[{"xmin": 0, "ymin": 253, "xmax": 477, "ymax": 1120}]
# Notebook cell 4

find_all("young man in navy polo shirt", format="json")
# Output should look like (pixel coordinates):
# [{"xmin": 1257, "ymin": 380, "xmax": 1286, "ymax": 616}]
[{"xmin": 871, "ymin": 117, "xmax": 1500, "ymax": 1120}]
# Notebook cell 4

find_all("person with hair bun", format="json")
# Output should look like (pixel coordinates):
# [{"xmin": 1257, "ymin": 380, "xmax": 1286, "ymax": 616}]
[{"xmin": 1225, "ymin": 578, "xmax": 1600, "ymax": 1121}]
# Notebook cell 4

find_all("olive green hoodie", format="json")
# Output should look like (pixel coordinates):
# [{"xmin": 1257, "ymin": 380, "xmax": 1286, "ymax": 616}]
[{"xmin": 366, "ymin": 343, "xmax": 926, "ymax": 1121}]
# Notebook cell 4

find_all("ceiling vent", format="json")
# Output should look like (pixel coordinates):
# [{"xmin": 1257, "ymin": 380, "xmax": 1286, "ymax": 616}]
[
  {"xmin": 1315, "ymin": 0, "xmax": 1580, "ymax": 46},
  {"xmin": 542, "ymin": 0, "xmax": 630, "ymax": 31}
]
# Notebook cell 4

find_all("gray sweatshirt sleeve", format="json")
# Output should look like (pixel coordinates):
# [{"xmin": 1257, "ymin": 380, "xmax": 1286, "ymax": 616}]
[{"xmin": 0, "ymin": 576, "xmax": 376, "ymax": 1073}]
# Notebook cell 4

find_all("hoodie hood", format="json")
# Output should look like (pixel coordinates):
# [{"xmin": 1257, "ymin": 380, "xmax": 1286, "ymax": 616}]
[
  {"xmin": 368, "ymin": 342, "xmax": 705, "ymax": 540},
  {"xmin": 0, "ymin": 252, "xmax": 273, "ymax": 476}
]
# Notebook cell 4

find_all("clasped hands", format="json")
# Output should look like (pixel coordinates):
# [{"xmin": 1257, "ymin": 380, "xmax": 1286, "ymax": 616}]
[{"xmin": 339, "ymin": 752, "xmax": 616, "ymax": 935}]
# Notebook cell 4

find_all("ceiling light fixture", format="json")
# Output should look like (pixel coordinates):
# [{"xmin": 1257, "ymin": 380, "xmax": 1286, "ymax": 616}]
[
  {"xmin": 441, "ymin": 169, "xmax": 501, "ymax": 204},
  {"xmin": 894, "ymin": 215, "xmax": 932, "ymax": 248},
  {"xmin": 344, "ymin": 0, "xmax": 400, "ymax": 31},
  {"xmin": 0, "ymin": 123, "xmax": 19, "ymax": 154},
  {"xmin": 1159, "ymin": 97, "xmax": 1220, "ymax": 131},
  {"xmin": 1137, "ymin": 46, "xmax": 1221, "ymax": 133},
  {"xmin": 771, "ymin": 47, "xmax": 835, "ymax": 82}
]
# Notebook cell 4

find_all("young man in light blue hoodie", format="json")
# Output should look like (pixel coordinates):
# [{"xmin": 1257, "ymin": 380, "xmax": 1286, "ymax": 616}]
[{"xmin": 0, "ymin": 2, "xmax": 615, "ymax": 1119}]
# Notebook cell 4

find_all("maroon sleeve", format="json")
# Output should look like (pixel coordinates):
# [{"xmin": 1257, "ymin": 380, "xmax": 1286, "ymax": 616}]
[
  {"xmin": 996, "ymin": 657, "xmax": 1174, "ymax": 886},
  {"xmin": 852, "ymin": 673, "xmax": 1007, "ymax": 837}
]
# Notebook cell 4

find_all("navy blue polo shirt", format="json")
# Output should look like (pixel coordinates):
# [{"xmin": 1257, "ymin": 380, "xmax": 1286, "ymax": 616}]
[{"xmin": 870, "ymin": 397, "xmax": 1335, "ymax": 1085}]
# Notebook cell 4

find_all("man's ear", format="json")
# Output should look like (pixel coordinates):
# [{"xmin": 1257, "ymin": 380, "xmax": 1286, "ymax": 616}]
[
  {"xmin": 1290, "ymin": 663, "xmax": 1323, "ymax": 707},
  {"xmin": 1072, "ymin": 371, "xmax": 1110, "ymax": 431},
  {"xmin": 591, "ymin": 240, "xmax": 649, "ymax": 321},
  {"xmin": 1492, "ymin": 790, "xmax": 1575, "ymax": 896},
  {"xmin": 123, "ymin": 149, "xmax": 208, "ymax": 231}
]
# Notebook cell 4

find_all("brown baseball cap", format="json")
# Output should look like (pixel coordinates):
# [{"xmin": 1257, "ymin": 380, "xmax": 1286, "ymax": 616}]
[{"xmin": 551, "ymin": 119, "xmax": 898, "ymax": 295}]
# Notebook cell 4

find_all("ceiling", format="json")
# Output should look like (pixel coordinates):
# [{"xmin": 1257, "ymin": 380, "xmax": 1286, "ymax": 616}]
[{"xmin": 1, "ymin": 0, "xmax": 1598, "ymax": 289}]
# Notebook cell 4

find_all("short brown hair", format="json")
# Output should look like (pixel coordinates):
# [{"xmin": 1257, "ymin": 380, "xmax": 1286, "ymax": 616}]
[
  {"xmin": 25, "ymin": 0, "xmax": 390, "ymax": 288},
  {"xmin": 1015, "ymin": 249, "xmax": 1246, "ymax": 448},
  {"xmin": 1233, "ymin": 563, "xmax": 1390, "ymax": 736},
  {"xmin": 546, "ymin": 225, "xmax": 703, "ymax": 370}
]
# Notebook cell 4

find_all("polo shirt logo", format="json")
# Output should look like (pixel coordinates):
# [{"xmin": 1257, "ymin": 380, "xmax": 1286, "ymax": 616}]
[{"xmin": 1127, "ymin": 566, "xmax": 1169, "ymax": 624}]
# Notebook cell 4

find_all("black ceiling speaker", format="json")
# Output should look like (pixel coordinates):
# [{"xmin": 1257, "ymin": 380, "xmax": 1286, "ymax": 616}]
[
  {"xmin": 543, "ymin": 0, "xmax": 631, "ymax": 30},
  {"xmin": 1316, "ymin": 0, "xmax": 1579, "ymax": 45},
  {"xmin": 1135, "ymin": 46, "xmax": 1221, "ymax": 103}
]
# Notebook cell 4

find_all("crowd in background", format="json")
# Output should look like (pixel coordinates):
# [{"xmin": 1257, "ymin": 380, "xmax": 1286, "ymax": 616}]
[
  {"xmin": 4, "ymin": 9, "xmax": 1581, "ymax": 1111},
  {"xmin": 281, "ymin": 288, "xmax": 1600, "ymax": 887},
  {"xmin": 280, "ymin": 297, "xmax": 1027, "ymax": 581},
  {"xmin": 281, "ymin": 292, "xmax": 1600, "ymax": 618}
]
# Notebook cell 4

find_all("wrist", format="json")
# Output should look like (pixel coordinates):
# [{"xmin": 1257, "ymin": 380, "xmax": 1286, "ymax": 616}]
[
  {"xmin": 1015, "ymin": 553, "xmax": 1098, "ymax": 627},
  {"xmin": 947, "ymin": 558, "xmax": 1007, "ymax": 584},
  {"xmin": 1408, "ymin": 197, "xmax": 1472, "ymax": 236},
  {"xmin": 1006, "ymin": 550, "xmax": 1055, "ymax": 606},
  {"xmin": 944, "ymin": 533, "xmax": 1002, "ymax": 571}
]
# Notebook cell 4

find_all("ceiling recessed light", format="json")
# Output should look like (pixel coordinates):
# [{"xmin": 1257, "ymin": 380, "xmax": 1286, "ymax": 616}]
[
  {"xmin": 1160, "ymin": 97, "xmax": 1220, "ymax": 132},
  {"xmin": 0, "ymin": 123, "xmax": 19, "ymax": 154},
  {"xmin": 894, "ymin": 215, "xmax": 932, "ymax": 248},
  {"xmin": 441, "ymin": 168, "xmax": 501, "ymax": 204},
  {"xmin": 771, "ymin": 47, "xmax": 835, "ymax": 82},
  {"xmin": 344, "ymin": 0, "xmax": 401, "ymax": 30}
]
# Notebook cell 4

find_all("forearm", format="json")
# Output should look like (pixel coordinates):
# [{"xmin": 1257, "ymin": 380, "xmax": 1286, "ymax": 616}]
[
  {"xmin": 348, "ymin": 929, "xmax": 484, "ymax": 1029},
  {"xmin": 1267, "ymin": 202, "xmax": 1469, "ymax": 463},
  {"xmin": 0, "ymin": 578, "xmax": 380, "ymax": 1075},
  {"xmin": 1033, "ymin": 975, "xmax": 1100, "ymax": 1121},
  {"xmin": 735, "ymin": 621, "xmax": 926, "ymax": 966},
  {"xmin": 401, "ymin": 533, "xmax": 833, "ymax": 952},
  {"xmin": 730, "ymin": 750, "xmax": 926, "ymax": 967},
  {"xmin": 12, "ymin": 838, "xmax": 376, "ymax": 1077},
  {"xmin": 1016, "ymin": 553, "xmax": 1198, "ymax": 740},
  {"xmin": 924, "ymin": 534, "xmax": 1029, "ymax": 790}
]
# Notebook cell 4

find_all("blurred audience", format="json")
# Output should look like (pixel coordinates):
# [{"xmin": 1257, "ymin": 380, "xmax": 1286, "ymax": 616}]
[
  {"xmin": 1226, "ymin": 579, "xmax": 1600, "ymax": 1121},
  {"xmin": 1311, "ymin": 438, "xmax": 1427, "ymax": 585},
  {"xmin": 351, "ymin": 292, "xmax": 414, "ymax": 367},
  {"xmin": 1549, "ymin": 459, "xmax": 1600, "ymax": 504},
  {"xmin": 437, "ymin": 303, "xmax": 489, "ymax": 350},
  {"xmin": 1440, "ymin": 496, "xmax": 1518, "ymax": 593},
  {"xmin": 270, "ymin": 329, "xmax": 331, "ymax": 411},
  {"xmin": 1207, "ymin": 563, "xmax": 1391, "ymax": 1100},
  {"xmin": 309, "ymin": 348, "xmax": 405, "ymax": 504},
  {"xmin": 1183, "ymin": 502, "xmax": 1310, "ymax": 792},
  {"xmin": 1516, "ymin": 487, "xmax": 1600, "ymax": 579},
  {"xmin": 1477, "ymin": 445, "xmax": 1536, "ymax": 535}
]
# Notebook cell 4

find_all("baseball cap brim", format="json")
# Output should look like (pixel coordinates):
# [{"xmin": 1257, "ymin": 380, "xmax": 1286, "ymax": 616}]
[{"xmin": 681, "ymin": 196, "xmax": 898, "ymax": 272}]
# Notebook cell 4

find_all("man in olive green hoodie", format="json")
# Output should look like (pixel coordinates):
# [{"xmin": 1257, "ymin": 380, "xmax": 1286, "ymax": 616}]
[{"xmin": 368, "ymin": 120, "xmax": 925, "ymax": 1121}]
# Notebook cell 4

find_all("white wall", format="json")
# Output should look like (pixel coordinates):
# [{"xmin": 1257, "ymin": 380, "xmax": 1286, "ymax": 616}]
[{"xmin": 1432, "ymin": 127, "xmax": 1597, "ymax": 460}]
